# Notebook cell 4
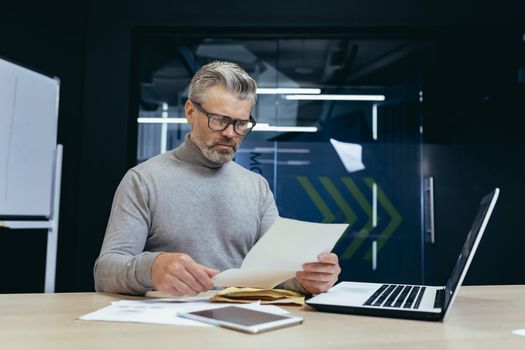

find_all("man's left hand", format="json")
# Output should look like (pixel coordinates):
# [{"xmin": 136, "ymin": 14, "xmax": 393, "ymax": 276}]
[{"xmin": 296, "ymin": 252, "xmax": 341, "ymax": 295}]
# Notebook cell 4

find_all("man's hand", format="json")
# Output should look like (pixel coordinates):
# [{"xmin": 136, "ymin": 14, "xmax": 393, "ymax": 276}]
[
  {"xmin": 296, "ymin": 252, "xmax": 341, "ymax": 295},
  {"xmin": 151, "ymin": 253, "xmax": 219, "ymax": 296}
]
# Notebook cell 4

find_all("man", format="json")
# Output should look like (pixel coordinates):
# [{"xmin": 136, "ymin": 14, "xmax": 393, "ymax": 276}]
[{"xmin": 94, "ymin": 61, "xmax": 341, "ymax": 296}]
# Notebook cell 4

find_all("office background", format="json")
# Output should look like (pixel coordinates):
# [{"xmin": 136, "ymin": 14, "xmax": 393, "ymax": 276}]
[{"xmin": 0, "ymin": 0, "xmax": 524, "ymax": 293}]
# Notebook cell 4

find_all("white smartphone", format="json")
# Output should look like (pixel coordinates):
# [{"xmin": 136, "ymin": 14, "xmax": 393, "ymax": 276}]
[{"xmin": 179, "ymin": 306, "xmax": 303, "ymax": 334}]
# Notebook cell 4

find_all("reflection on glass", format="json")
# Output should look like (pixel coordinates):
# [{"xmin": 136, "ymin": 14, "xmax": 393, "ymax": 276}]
[
  {"xmin": 135, "ymin": 35, "xmax": 427, "ymax": 284},
  {"xmin": 329, "ymin": 138, "xmax": 365, "ymax": 173}
]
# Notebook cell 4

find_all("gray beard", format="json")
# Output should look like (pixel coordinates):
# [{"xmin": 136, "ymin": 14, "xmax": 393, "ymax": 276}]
[{"xmin": 201, "ymin": 147, "xmax": 235, "ymax": 164}]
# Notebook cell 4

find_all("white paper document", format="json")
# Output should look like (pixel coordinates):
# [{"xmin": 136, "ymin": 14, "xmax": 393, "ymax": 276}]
[
  {"xmin": 79, "ymin": 300, "xmax": 289, "ymax": 327},
  {"xmin": 145, "ymin": 289, "xmax": 217, "ymax": 301},
  {"xmin": 212, "ymin": 217, "xmax": 348, "ymax": 288},
  {"xmin": 330, "ymin": 138, "xmax": 365, "ymax": 173},
  {"xmin": 512, "ymin": 329, "xmax": 525, "ymax": 337}
]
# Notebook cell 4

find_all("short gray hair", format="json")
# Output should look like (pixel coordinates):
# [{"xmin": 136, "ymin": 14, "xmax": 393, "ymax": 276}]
[{"xmin": 188, "ymin": 61, "xmax": 257, "ymax": 108}]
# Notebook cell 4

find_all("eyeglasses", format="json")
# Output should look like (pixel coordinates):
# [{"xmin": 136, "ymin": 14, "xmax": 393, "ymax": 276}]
[{"xmin": 191, "ymin": 100, "xmax": 256, "ymax": 136}]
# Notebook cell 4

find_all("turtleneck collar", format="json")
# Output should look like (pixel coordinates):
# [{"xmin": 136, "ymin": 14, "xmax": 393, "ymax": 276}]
[{"xmin": 172, "ymin": 133, "xmax": 225, "ymax": 169}]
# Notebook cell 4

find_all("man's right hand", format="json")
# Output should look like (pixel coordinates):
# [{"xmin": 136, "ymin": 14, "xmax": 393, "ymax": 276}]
[{"xmin": 151, "ymin": 253, "xmax": 219, "ymax": 296}]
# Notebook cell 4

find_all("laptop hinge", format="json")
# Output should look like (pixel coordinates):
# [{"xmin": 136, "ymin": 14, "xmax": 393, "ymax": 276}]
[{"xmin": 434, "ymin": 288, "xmax": 446, "ymax": 309}]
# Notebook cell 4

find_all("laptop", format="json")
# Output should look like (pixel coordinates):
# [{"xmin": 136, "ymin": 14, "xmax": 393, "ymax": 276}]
[{"xmin": 306, "ymin": 188, "xmax": 500, "ymax": 321}]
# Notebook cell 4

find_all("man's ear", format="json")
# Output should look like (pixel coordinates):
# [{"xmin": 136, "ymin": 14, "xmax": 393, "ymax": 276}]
[{"xmin": 184, "ymin": 100, "xmax": 195, "ymax": 125}]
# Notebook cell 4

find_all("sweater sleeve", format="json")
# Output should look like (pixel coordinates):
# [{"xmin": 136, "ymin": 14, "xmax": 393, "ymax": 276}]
[
  {"xmin": 257, "ymin": 176, "xmax": 279, "ymax": 240},
  {"xmin": 93, "ymin": 170, "xmax": 161, "ymax": 295}
]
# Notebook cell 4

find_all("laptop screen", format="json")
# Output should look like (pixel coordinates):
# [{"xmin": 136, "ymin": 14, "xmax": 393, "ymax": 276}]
[{"xmin": 443, "ymin": 189, "xmax": 499, "ymax": 311}]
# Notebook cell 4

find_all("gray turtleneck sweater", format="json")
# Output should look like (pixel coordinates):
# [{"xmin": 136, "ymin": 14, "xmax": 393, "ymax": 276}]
[{"xmin": 94, "ymin": 134, "xmax": 279, "ymax": 295}]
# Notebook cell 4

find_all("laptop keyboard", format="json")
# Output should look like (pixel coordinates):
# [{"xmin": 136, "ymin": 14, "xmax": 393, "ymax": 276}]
[{"xmin": 363, "ymin": 284, "xmax": 426, "ymax": 309}]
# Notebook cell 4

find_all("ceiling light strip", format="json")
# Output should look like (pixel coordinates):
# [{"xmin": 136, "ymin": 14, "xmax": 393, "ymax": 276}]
[
  {"xmin": 138, "ymin": 117, "xmax": 187, "ymax": 124},
  {"xmin": 257, "ymin": 88, "xmax": 321, "ymax": 94},
  {"xmin": 252, "ymin": 125, "xmax": 318, "ymax": 132},
  {"xmin": 285, "ymin": 94, "xmax": 385, "ymax": 101},
  {"xmin": 372, "ymin": 104, "xmax": 378, "ymax": 140}
]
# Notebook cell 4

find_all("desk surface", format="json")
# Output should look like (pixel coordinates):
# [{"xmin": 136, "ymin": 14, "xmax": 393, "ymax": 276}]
[{"xmin": 0, "ymin": 285, "xmax": 524, "ymax": 349}]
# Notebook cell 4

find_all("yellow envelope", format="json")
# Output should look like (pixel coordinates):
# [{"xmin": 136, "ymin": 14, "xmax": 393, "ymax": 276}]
[{"xmin": 210, "ymin": 287, "xmax": 305, "ymax": 305}]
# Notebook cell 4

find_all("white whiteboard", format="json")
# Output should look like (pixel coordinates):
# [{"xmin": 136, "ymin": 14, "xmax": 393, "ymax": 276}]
[{"xmin": 0, "ymin": 58, "xmax": 59, "ymax": 217}]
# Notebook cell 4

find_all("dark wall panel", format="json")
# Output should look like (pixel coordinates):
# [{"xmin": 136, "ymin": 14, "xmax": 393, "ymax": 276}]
[{"xmin": 424, "ymin": 145, "xmax": 525, "ymax": 285}]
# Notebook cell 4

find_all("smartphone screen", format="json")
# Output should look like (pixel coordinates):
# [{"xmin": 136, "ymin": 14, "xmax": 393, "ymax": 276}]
[
  {"xmin": 190, "ymin": 306, "xmax": 290, "ymax": 325},
  {"xmin": 180, "ymin": 306, "xmax": 303, "ymax": 333}
]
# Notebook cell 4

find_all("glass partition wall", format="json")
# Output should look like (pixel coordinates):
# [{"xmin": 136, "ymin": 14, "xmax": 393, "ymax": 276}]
[{"xmin": 134, "ymin": 32, "xmax": 428, "ymax": 284}]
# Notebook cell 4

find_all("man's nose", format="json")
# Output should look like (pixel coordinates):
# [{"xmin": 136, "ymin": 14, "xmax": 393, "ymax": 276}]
[{"xmin": 221, "ymin": 124, "xmax": 236, "ymax": 138}]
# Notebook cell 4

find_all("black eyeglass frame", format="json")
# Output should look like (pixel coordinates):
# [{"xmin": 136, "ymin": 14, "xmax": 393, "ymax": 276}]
[{"xmin": 190, "ymin": 100, "xmax": 257, "ymax": 136}]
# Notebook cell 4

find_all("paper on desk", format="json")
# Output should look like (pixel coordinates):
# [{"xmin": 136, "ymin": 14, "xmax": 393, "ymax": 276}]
[
  {"xmin": 512, "ymin": 329, "xmax": 525, "ymax": 337},
  {"xmin": 79, "ymin": 300, "xmax": 208, "ymax": 326},
  {"xmin": 79, "ymin": 300, "xmax": 289, "ymax": 327},
  {"xmin": 145, "ymin": 289, "xmax": 217, "ymax": 301},
  {"xmin": 213, "ymin": 217, "xmax": 348, "ymax": 288}
]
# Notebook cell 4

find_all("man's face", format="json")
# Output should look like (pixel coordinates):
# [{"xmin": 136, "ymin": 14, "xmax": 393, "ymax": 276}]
[{"xmin": 185, "ymin": 85, "xmax": 253, "ymax": 164}]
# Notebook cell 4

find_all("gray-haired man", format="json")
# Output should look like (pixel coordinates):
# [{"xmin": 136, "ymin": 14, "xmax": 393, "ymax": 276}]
[{"xmin": 94, "ymin": 61, "xmax": 341, "ymax": 296}]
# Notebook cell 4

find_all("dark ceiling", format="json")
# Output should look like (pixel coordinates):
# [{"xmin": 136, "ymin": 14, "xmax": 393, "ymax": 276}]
[{"xmin": 139, "ymin": 36, "xmax": 428, "ymax": 108}]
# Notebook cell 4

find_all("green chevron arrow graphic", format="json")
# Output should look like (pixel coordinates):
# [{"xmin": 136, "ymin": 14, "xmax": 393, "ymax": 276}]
[
  {"xmin": 296, "ymin": 176, "xmax": 402, "ymax": 261},
  {"xmin": 296, "ymin": 176, "xmax": 335, "ymax": 223},
  {"xmin": 340, "ymin": 177, "xmax": 374, "ymax": 259},
  {"xmin": 363, "ymin": 177, "xmax": 402, "ymax": 260},
  {"xmin": 319, "ymin": 176, "xmax": 357, "ymax": 229}
]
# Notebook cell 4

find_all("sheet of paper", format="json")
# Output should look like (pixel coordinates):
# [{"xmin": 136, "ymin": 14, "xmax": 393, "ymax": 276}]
[
  {"xmin": 330, "ymin": 138, "xmax": 365, "ymax": 173},
  {"xmin": 512, "ymin": 329, "xmax": 525, "ymax": 337},
  {"xmin": 213, "ymin": 217, "xmax": 348, "ymax": 288},
  {"xmin": 213, "ymin": 269, "xmax": 296, "ymax": 289},
  {"xmin": 79, "ymin": 300, "xmax": 289, "ymax": 326},
  {"xmin": 145, "ymin": 289, "xmax": 217, "ymax": 301},
  {"xmin": 79, "ymin": 300, "xmax": 210, "ymax": 326}
]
